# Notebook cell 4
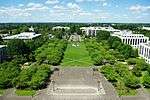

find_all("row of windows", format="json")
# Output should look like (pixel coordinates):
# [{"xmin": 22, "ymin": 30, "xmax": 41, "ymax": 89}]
[{"xmin": 122, "ymin": 39, "xmax": 147, "ymax": 45}]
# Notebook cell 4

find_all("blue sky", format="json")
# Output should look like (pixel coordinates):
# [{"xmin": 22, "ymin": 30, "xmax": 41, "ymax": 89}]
[{"xmin": 0, "ymin": 0, "xmax": 150, "ymax": 23}]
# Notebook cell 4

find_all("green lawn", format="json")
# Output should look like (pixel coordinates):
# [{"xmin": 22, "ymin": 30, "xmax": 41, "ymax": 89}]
[
  {"xmin": 61, "ymin": 42, "xmax": 93, "ymax": 67},
  {"xmin": 15, "ymin": 89, "xmax": 36, "ymax": 96}
]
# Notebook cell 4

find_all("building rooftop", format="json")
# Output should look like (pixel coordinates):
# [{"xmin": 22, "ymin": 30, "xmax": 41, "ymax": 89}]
[
  {"xmin": 2, "ymin": 32, "xmax": 41, "ymax": 40},
  {"xmin": 52, "ymin": 26, "xmax": 70, "ymax": 30},
  {"xmin": 0, "ymin": 45, "xmax": 6, "ymax": 48},
  {"xmin": 80, "ymin": 26, "xmax": 120, "ymax": 32},
  {"xmin": 142, "ymin": 26, "xmax": 150, "ymax": 31}
]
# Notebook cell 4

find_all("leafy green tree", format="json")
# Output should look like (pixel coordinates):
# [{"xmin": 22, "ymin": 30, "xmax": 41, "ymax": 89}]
[
  {"xmin": 127, "ymin": 58, "xmax": 137, "ymax": 65},
  {"xmin": 142, "ymin": 72, "xmax": 150, "ymax": 88},
  {"xmin": 30, "ymin": 64, "xmax": 50, "ymax": 89},
  {"xmin": 7, "ymin": 39, "xmax": 31, "ymax": 56},
  {"xmin": 0, "ymin": 36, "xmax": 4, "ymax": 44},
  {"xmin": 0, "ymin": 62, "xmax": 20, "ymax": 89},
  {"xmin": 96, "ymin": 31, "xmax": 110, "ymax": 42},
  {"xmin": 124, "ymin": 74, "xmax": 140, "ymax": 89},
  {"xmin": 13, "ymin": 66, "xmax": 37, "ymax": 89},
  {"xmin": 132, "ymin": 65, "xmax": 142, "ymax": 77},
  {"xmin": 101, "ymin": 65, "xmax": 118, "ymax": 83}
]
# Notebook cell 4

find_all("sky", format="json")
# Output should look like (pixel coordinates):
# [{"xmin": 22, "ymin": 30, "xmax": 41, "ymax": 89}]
[{"xmin": 0, "ymin": 0, "xmax": 150, "ymax": 23}]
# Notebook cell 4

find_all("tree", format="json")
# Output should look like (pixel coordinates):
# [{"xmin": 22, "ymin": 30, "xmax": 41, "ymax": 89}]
[
  {"xmin": 0, "ymin": 36, "xmax": 4, "ymax": 44},
  {"xmin": 132, "ymin": 65, "xmax": 142, "ymax": 77},
  {"xmin": 13, "ymin": 66, "xmax": 37, "ymax": 89},
  {"xmin": 96, "ymin": 31, "xmax": 110, "ymax": 42},
  {"xmin": 127, "ymin": 58, "xmax": 137, "ymax": 65},
  {"xmin": 0, "ymin": 62, "xmax": 20, "ymax": 89},
  {"xmin": 124, "ymin": 74, "xmax": 140, "ymax": 89},
  {"xmin": 101, "ymin": 65, "xmax": 118, "ymax": 83},
  {"xmin": 30, "ymin": 64, "xmax": 50, "ymax": 89},
  {"xmin": 143, "ymin": 72, "xmax": 150, "ymax": 88},
  {"xmin": 7, "ymin": 39, "xmax": 31, "ymax": 56}
]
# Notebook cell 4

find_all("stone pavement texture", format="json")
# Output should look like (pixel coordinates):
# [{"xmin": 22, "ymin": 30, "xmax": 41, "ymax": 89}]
[{"xmin": 33, "ymin": 67, "xmax": 120, "ymax": 100}]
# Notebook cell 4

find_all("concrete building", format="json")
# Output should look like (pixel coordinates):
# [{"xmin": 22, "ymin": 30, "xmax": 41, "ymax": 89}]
[
  {"xmin": 29, "ymin": 26, "xmax": 34, "ymax": 32},
  {"xmin": 0, "ymin": 34, "xmax": 9, "ymax": 38},
  {"xmin": 139, "ymin": 42, "xmax": 150, "ymax": 64},
  {"xmin": 52, "ymin": 26, "xmax": 70, "ymax": 30},
  {"xmin": 2, "ymin": 32, "xmax": 41, "ymax": 41},
  {"xmin": 80, "ymin": 26, "xmax": 120, "ymax": 36},
  {"xmin": 142, "ymin": 26, "xmax": 150, "ymax": 31},
  {"xmin": 111, "ymin": 30, "xmax": 149, "ymax": 48},
  {"xmin": 0, "ymin": 45, "xmax": 7, "ymax": 63}
]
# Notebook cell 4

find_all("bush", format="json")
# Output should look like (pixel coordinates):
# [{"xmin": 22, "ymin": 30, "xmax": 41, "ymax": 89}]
[
  {"xmin": 127, "ymin": 58, "xmax": 137, "ymax": 65},
  {"xmin": 14, "ymin": 64, "xmax": 51, "ymax": 90},
  {"xmin": 143, "ymin": 72, "xmax": 150, "ymax": 88},
  {"xmin": 0, "ymin": 62, "xmax": 20, "ymax": 89},
  {"xmin": 101, "ymin": 65, "xmax": 118, "ymax": 82},
  {"xmin": 13, "ymin": 66, "xmax": 37, "ymax": 89},
  {"xmin": 35, "ymin": 39, "xmax": 67, "ymax": 65},
  {"xmin": 30, "ymin": 65, "xmax": 51, "ymax": 89},
  {"xmin": 124, "ymin": 74, "xmax": 140, "ymax": 89}
]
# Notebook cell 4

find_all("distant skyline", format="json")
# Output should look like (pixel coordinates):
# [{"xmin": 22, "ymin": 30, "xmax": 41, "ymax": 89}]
[{"xmin": 0, "ymin": 0, "xmax": 150, "ymax": 23}]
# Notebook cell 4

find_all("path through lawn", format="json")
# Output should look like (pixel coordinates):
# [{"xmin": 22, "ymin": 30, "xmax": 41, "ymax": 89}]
[{"xmin": 61, "ymin": 42, "xmax": 93, "ymax": 67}]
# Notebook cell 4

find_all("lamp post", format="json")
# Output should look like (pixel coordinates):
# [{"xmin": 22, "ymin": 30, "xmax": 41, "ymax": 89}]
[
  {"xmin": 97, "ymin": 80, "xmax": 100, "ymax": 91},
  {"xmin": 51, "ymin": 80, "xmax": 55, "ymax": 91}
]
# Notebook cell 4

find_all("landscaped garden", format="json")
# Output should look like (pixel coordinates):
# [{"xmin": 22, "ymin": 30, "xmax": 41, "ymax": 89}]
[
  {"xmin": 85, "ymin": 30, "xmax": 150, "ymax": 96},
  {"xmin": 0, "ymin": 39, "xmax": 68, "ymax": 96},
  {"xmin": 61, "ymin": 42, "xmax": 93, "ymax": 67}
]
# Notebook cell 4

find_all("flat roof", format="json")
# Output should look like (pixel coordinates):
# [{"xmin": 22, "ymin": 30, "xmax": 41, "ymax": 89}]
[
  {"xmin": 2, "ymin": 32, "xmax": 41, "ymax": 40},
  {"xmin": 0, "ymin": 45, "xmax": 6, "ymax": 48}
]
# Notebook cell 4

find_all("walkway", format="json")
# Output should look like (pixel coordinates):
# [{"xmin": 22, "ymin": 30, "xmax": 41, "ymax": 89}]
[{"xmin": 33, "ymin": 68, "xmax": 120, "ymax": 100}]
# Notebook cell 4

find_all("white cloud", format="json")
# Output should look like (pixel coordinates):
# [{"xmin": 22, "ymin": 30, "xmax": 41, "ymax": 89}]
[
  {"xmin": 18, "ymin": 4, "xmax": 24, "ymax": 7},
  {"xmin": 75, "ymin": 0, "xmax": 106, "ymax": 3},
  {"xmin": 53, "ymin": 5, "xmax": 65, "ymax": 9},
  {"xmin": 27, "ymin": 3, "xmax": 42, "ymax": 7},
  {"xmin": 0, "ymin": 7, "xmax": 31, "ymax": 17},
  {"xmin": 67, "ymin": 3, "xmax": 80, "ymax": 10},
  {"xmin": 102, "ymin": 2, "xmax": 107, "ymax": 7},
  {"xmin": 45, "ymin": 0, "xmax": 59, "ymax": 4},
  {"xmin": 129, "ymin": 5, "xmax": 150, "ymax": 13},
  {"xmin": 26, "ymin": 3, "xmax": 49, "ymax": 11}
]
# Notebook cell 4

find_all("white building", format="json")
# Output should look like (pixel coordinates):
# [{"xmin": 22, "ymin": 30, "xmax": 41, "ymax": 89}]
[
  {"xmin": 29, "ymin": 26, "xmax": 34, "ymax": 32},
  {"xmin": 80, "ymin": 26, "xmax": 120, "ymax": 36},
  {"xmin": 52, "ymin": 26, "xmax": 70, "ymax": 30},
  {"xmin": 0, "ymin": 45, "xmax": 7, "ymax": 63},
  {"xmin": 142, "ymin": 26, "xmax": 150, "ymax": 31},
  {"xmin": 2, "ymin": 32, "xmax": 41, "ymax": 40},
  {"xmin": 139, "ymin": 42, "xmax": 150, "ymax": 64},
  {"xmin": 111, "ymin": 30, "xmax": 149, "ymax": 48}
]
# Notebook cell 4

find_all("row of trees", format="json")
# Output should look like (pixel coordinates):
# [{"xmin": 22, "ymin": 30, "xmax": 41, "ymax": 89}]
[
  {"xmin": 96, "ymin": 30, "xmax": 138, "ymax": 59},
  {"xmin": 100, "ymin": 63, "xmax": 140, "ymax": 96},
  {"xmin": 35, "ymin": 39, "xmax": 67, "ymax": 65},
  {"xmin": 0, "ymin": 62, "xmax": 20, "ymax": 89},
  {"xmin": 85, "ymin": 39, "xmax": 116, "ymax": 65},
  {"xmin": 13, "ymin": 64, "xmax": 51, "ymax": 90},
  {"xmin": 101, "ymin": 63, "xmax": 140, "ymax": 89},
  {"xmin": 108, "ymin": 36, "xmax": 138, "ymax": 59}
]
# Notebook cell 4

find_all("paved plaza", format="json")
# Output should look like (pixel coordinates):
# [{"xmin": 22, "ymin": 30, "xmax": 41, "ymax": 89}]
[{"xmin": 33, "ymin": 67, "xmax": 120, "ymax": 100}]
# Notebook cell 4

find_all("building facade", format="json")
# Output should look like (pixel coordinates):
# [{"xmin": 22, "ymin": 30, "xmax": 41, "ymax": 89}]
[
  {"xmin": 111, "ymin": 30, "xmax": 149, "ymax": 48},
  {"xmin": 142, "ymin": 26, "xmax": 150, "ymax": 31},
  {"xmin": 52, "ymin": 26, "xmax": 70, "ymax": 30},
  {"xmin": 2, "ymin": 32, "xmax": 41, "ymax": 41},
  {"xmin": 80, "ymin": 26, "xmax": 120, "ymax": 36},
  {"xmin": 139, "ymin": 42, "xmax": 150, "ymax": 64}
]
